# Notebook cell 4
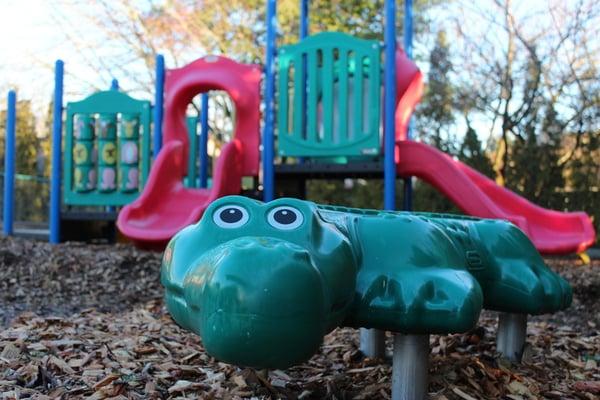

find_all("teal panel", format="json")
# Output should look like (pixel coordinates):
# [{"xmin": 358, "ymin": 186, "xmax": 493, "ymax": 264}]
[
  {"xmin": 277, "ymin": 32, "xmax": 382, "ymax": 158},
  {"xmin": 185, "ymin": 116, "xmax": 199, "ymax": 188},
  {"xmin": 64, "ymin": 90, "xmax": 151, "ymax": 206},
  {"xmin": 118, "ymin": 114, "xmax": 140, "ymax": 193}
]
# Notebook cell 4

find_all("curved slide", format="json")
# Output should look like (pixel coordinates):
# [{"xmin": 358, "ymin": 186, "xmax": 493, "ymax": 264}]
[
  {"xmin": 117, "ymin": 56, "xmax": 262, "ymax": 248},
  {"xmin": 396, "ymin": 140, "xmax": 596, "ymax": 254}
]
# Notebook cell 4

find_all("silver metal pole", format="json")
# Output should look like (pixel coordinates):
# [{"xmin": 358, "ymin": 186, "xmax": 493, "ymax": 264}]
[
  {"xmin": 392, "ymin": 334, "xmax": 429, "ymax": 400},
  {"xmin": 496, "ymin": 312, "xmax": 527, "ymax": 362},
  {"xmin": 359, "ymin": 328, "xmax": 386, "ymax": 359}
]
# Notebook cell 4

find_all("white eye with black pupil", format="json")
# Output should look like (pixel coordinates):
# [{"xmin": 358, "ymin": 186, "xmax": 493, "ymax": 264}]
[
  {"xmin": 267, "ymin": 206, "xmax": 303, "ymax": 230},
  {"xmin": 213, "ymin": 205, "xmax": 249, "ymax": 228}
]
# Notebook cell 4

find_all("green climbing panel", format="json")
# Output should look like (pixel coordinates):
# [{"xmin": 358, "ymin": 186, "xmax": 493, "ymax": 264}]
[
  {"xmin": 185, "ymin": 116, "xmax": 199, "ymax": 188},
  {"xmin": 64, "ymin": 90, "xmax": 151, "ymax": 206},
  {"xmin": 277, "ymin": 32, "xmax": 382, "ymax": 157}
]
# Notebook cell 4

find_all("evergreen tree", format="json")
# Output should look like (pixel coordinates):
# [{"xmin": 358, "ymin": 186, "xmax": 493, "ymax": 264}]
[
  {"xmin": 416, "ymin": 30, "xmax": 455, "ymax": 154},
  {"xmin": 505, "ymin": 102, "xmax": 565, "ymax": 206},
  {"xmin": 0, "ymin": 98, "xmax": 48, "ymax": 222},
  {"xmin": 459, "ymin": 124, "xmax": 494, "ymax": 178},
  {"xmin": 412, "ymin": 30, "xmax": 458, "ymax": 213}
]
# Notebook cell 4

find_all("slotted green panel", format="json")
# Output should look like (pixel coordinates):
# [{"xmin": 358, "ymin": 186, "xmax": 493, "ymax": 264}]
[
  {"xmin": 64, "ymin": 90, "xmax": 151, "ymax": 206},
  {"xmin": 321, "ymin": 48, "xmax": 334, "ymax": 145},
  {"xmin": 307, "ymin": 50, "xmax": 318, "ymax": 145},
  {"xmin": 277, "ymin": 32, "xmax": 381, "ymax": 157},
  {"xmin": 352, "ymin": 51, "xmax": 364, "ymax": 144},
  {"xmin": 292, "ymin": 53, "xmax": 304, "ymax": 140}
]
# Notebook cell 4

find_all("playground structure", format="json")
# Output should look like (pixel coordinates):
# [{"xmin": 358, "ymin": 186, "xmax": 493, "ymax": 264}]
[
  {"xmin": 117, "ymin": 57, "xmax": 261, "ymax": 248},
  {"xmin": 0, "ymin": 0, "xmax": 597, "ymax": 399},
  {"xmin": 1, "ymin": 60, "xmax": 219, "ymax": 243},
  {"xmin": 1, "ymin": 12, "xmax": 594, "ymax": 253}
]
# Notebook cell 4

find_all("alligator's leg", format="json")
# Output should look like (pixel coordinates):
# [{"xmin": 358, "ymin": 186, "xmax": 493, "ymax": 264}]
[
  {"xmin": 392, "ymin": 334, "xmax": 429, "ymax": 400},
  {"xmin": 496, "ymin": 312, "xmax": 528, "ymax": 362},
  {"xmin": 360, "ymin": 328, "xmax": 386, "ymax": 358}
]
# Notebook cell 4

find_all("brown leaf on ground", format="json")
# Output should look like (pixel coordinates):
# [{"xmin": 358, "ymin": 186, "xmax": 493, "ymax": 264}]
[{"xmin": 0, "ymin": 236, "xmax": 598, "ymax": 399}]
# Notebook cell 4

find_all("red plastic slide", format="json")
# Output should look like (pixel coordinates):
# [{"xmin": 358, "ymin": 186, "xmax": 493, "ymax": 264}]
[
  {"xmin": 394, "ymin": 49, "xmax": 595, "ymax": 255},
  {"xmin": 396, "ymin": 141, "xmax": 596, "ymax": 254},
  {"xmin": 117, "ymin": 56, "xmax": 261, "ymax": 248}
]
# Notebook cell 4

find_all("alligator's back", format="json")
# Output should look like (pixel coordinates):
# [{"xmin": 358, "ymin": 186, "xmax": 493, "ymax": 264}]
[{"xmin": 316, "ymin": 205, "xmax": 571, "ymax": 318}]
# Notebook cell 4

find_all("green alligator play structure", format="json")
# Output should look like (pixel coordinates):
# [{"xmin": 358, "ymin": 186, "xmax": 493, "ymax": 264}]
[{"xmin": 162, "ymin": 196, "xmax": 571, "ymax": 369}]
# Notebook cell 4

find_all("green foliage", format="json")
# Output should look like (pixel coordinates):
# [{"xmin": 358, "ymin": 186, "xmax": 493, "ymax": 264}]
[
  {"xmin": 417, "ymin": 31, "xmax": 455, "ymax": 153},
  {"xmin": 505, "ymin": 103, "xmax": 565, "ymax": 205},
  {"xmin": 0, "ymin": 100, "xmax": 38, "ymax": 175},
  {"xmin": 565, "ymin": 130, "xmax": 600, "ymax": 245},
  {"xmin": 459, "ymin": 125, "xmax": 494, "ymax": 178},
  {"xmin": 412, "ymin": 31, "xmax": 461, "ymax": 213},
  {"xmin": 0, "ymin": 98, "xmax": 49, "ymax": 222}
]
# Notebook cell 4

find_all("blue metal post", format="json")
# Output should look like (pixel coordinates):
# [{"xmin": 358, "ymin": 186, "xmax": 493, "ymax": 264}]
[
  {"xmin": 107, "ymin": 79, "xmax": 119, "ymax": 214},
  {"xmin": 153, "ymin": 54, "xmax": 165, "ymax": 159},
  {"xmin": 199, "ymin": 94, "xmax": 209, "ymax": 188},
  {"xmin": 383, "ymin": 0, "xmax": 397, "ymax": 211},
  {"xmin": 262, "ymin": 0, "xmax": 277, "ymax": 201},
  {"xmin": 49, "ymin": 60, "xmax": 64, "ymax": 244},
  {"xmin": 298, "ymin": 0, "xmax": 309, "ymax": 164},
  {"xmin": 3, "ymin": 91, "xmax": 16, "ymax": 235},
  {"xmin": 300, "ymin": 0, "xmax": 309, "ymax": 38},
  {"xmin": 403, "ymin": 0, "xmax": 414, "ymax": 211}
]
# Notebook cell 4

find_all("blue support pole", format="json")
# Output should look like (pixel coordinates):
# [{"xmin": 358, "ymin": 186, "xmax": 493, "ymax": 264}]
[
  {"xmin": 404, "ymin": 0, "xmax": 414, "ymax": 60},
  {"xmin": 383, "ymin": 0, "xmax": 397, "ymax": 211},
  {"xmin": 107, "ymin": 79, "xmax": 119, "ymax": 213},
  {"xmin": 199, "ymin": 94, "xmax": 209, "ymax": 188},
  {"xmin": 3, "ymin": 91, "xmax": 16, "ymax": 235},
  {"xmin": 298, "ymin": 0, "xmax": 309, "ymax": 165},
  {"xmin": 403, "ymin": 0, "xmax": 414, "ymax": 211},
  {"xmin": 300, "ymin": 0, "xmax": 309, "ymax": 38},
  {"xmin": 153, "ymin": 54, "xmax": 165, "ymax": 159},
  {"xmin": 262, "ymin": 0, "xmax": 277, "ymax": 201},
  {"xmin": 49, "ymin": 60, "xmax": 64, "ymax": 244}
]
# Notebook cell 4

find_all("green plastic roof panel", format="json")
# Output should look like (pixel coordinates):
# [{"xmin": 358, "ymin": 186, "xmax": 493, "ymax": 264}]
[
  {"xmin": 277, "ymin": 32, "xmax": 382, "ymax": 158},
  {"xmin": 64, "ymin": 90, "xmax": 151, "ymax": 206}
]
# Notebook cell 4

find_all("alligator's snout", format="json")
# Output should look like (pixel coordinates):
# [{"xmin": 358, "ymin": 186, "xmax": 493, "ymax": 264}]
[{"xmin": 191, "ymin": 237, "xmax": 327, "ymax": 369}]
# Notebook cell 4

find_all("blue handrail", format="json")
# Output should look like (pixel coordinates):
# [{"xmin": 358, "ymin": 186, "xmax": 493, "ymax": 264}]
[
  {"xmin": 262, "ymin": 0, "xmax": 277, "ymax": 201},
  {"xmin": 199, "ymin": 94, "xmax": 210, "ymax": 188},
  {"xmin": 383, "ymin": 0, "xmax": 397, "ymax": 211},
  {"xmin": 3, "ymin": 90, "xmax": 16, "ymax": 235},
  {"xmin": 402, "ymin": 0, "xmax": 414, "ymax": 211},
  {"xmin": 49, "ymin": 60, "xmax": 64, "ymax": 244},
  {"xmin": 153, "ymin": 54, "xmax": 165, "ymax": 159}
]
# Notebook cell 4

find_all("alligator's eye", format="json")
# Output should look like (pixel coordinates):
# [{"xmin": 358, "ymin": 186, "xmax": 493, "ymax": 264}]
[
  {"xmin": 267, "ymin": 206, "xmax": 304, "ymax": 230},
  {"xmin": 213, "ymin": 205, "xmax": 249, "ymax": 228}
]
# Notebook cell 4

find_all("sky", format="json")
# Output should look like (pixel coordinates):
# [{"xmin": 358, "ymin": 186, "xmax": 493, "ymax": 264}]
[
  {"xmin": 0, "ymin": 0, "xmax": 60, "ymax": 104},
  {"xmin": 0, "ymin": 0, "xmax": 596, "ymax": 144},
  {"xmin": 0, "ymin": 0, "xmax": 557, "ymax": 99},
  {"xmin": 0, "ymin": 0, "xmax": 152, "ymax": 112}
]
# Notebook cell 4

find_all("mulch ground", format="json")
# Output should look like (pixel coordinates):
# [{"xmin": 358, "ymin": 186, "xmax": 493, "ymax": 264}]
[{"xmin": 0, "ymin": 236, "xmax": 598, "ymax": 399}]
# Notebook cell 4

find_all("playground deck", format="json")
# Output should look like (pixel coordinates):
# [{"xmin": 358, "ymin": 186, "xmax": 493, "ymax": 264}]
[{"xmin": 0, "ymin": 237, "xmax": 598, "ymax": 399}]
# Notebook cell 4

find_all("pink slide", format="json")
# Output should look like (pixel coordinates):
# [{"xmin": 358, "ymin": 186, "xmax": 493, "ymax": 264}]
[
  {"xmin": 396, "ymin": 141, "xmax": 596, "ymax": 254},
  {"xmin": 394, "ymin": 49, "xmax": 596, "ymax": 255},
  {"xmin": 117, "ymin": 56, "xmax": 261, "ymax": 248}
]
